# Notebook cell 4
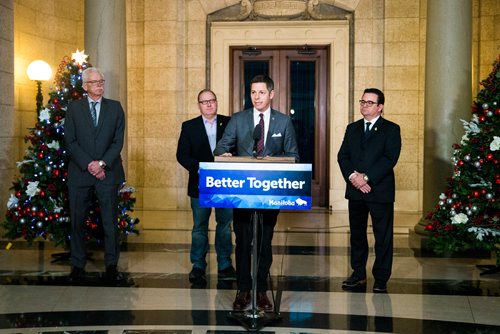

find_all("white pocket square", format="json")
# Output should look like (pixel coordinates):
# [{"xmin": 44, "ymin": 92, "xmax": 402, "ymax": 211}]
[{"xmin": 272, "ymin": 132, "xmax": 282, "ymax": 137}]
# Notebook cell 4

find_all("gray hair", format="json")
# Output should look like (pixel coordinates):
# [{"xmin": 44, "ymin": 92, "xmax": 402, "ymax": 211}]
[{"xmin": 82, "ymin": 67, "xmax": 105, "ymax": 82}]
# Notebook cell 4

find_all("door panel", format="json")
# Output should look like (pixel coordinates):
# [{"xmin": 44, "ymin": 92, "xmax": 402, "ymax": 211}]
[{"xmin": 231, "ymin": 46, "xmax": 328, "ymax": 207}]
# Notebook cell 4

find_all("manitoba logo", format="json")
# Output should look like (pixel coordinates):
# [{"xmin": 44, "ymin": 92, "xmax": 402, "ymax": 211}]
[{"xmin": 295, "ymin": 198, "xmax": 307, "ymax": 206}]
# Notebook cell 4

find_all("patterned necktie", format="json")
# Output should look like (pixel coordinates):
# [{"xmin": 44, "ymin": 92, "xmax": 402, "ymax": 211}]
[
  {"xmin": 365, "ymin": 121, "xmax": 371, "ymax": 136},
  {"xmin": 257, "ymin": 113, "xmax": 265, "ymax": 156},
  {"xmin": 90, "ymin": 101, "xmax": 98, "ymax": 127}
]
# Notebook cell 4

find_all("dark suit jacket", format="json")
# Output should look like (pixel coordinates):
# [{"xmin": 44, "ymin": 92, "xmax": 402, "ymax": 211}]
[
  {"xmin": 214, "ymin": 108, "xmax": 299, "ymax": 161},
  {"xmin": 64, "ymin": 97, "xmax": 125, "ymax": 186},
  {"xmin": 337, "ymin": 117, "xmax": 401, "ymax": 203},
  {"xmin": 176, "ymin": 114, "xmax": 231, "ymax": 198}
]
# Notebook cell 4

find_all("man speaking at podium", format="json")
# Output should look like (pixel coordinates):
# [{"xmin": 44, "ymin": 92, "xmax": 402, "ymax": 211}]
[{"xmin": 214, "ymin": 75, "xmax": 299, "ymax": 311}]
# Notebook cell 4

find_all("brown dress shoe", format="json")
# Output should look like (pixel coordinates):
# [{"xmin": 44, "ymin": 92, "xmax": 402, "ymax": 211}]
[
  {"xmin": 233, "ymin": 290, "xmax": 250, "ymax": 311},
  {"xmin": 257, "ymin": 291, "xmax": 273, "ymax": 311}
]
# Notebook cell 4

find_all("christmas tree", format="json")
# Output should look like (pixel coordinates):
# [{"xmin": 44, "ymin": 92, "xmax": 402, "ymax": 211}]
[
  {"xmin": 3, "ymin": 50, "xmax": 139, "ymax": 248},
  {"xmin": 425, "ymin": 55, "xmax": 500, "ymax": 265}
]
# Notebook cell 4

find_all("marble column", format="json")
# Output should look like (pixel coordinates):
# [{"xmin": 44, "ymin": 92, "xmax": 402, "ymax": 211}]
[
  {"xmin": 0, "ymin": 0, "xmax": 15, "ymax": 209},
  {"xmin": 416, "ymin": 0, "xmax": 472, "ymax": 234},
  {"xmin": 84, "ymin": 0, "xmax": 128, "ymax": 164}
]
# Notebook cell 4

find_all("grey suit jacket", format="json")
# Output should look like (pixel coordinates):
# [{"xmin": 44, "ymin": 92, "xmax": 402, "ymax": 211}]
[
  {"xmin": 214, "ymin": 108, "xmax": 299, "ymax": 161},
  {"xmin": 64, "ymin": 97, "xmax": 125, "ymax": 186}
]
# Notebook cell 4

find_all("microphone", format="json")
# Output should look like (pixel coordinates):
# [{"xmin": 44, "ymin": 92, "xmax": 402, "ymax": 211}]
[{"xmin": 252, "ymin": 125, "xmax": 261, "ymax": 157}]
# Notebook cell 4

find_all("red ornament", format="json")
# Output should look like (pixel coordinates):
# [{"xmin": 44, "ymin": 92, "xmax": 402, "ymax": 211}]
[
  {"xmin": 457, "ymin": 160, "xmax": 465, "ymax": 167},
  {"xmin": 495, "ymin": 108, "xmax": 500, "ymax": 115},
  {"xmin": 38, "ymin": 152, "xmax": 43, "ymax": 159},
  {"xmin": 486, "ymin": 153, "xmax": 494, "ymax": 161},
  {"xmin": 425, "ymin": 223, "xmax": 434, "ymax": 231},
  {"xmin": 472, "ymin": 191, "xmax": 480, "ymax": 198},
  {"xmin": 16, "ymin": 191, "xmax": 21, "ymax": 198},
  {"xmin": 39, "ymin": 191, "xmax": 45, "ymax": 197}
]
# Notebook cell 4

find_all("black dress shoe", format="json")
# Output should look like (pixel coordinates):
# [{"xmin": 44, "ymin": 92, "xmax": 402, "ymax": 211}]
[
  {"xmin": 373, "ymin": 280, "xmax": 388, "ymax": 293},
  {"xmin": 257, "ymin": 291, "xmax": 273, "ymax": 311},
  {"xmin": 105, "ymin": 265, "xmax": 123, "ymax": 283},
  {"xmin": 218, "ymin": 265, "xmax": 236, "ymax": 280},
  {"xmin": 341, "ymin": 275, "xmax": 367, "ymax": 289},
  {"xmin": 189, "ymin": 267, "xmax": 206, "ymax": 283},
  {"xmin": 233, "ymin": 290, "xmax": 250, "ymax": 311},
  {"xmin": 69, "ymin": 267, "xmax": 85, "ymax": 283}
]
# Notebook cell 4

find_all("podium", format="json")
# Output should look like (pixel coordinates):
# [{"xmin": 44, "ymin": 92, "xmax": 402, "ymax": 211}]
[{"xmin": 199, "ymin": 157, "xmax": 312, "ymax": 331}]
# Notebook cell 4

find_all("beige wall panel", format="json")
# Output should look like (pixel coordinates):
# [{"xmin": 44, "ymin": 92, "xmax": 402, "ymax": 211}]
[
  {"xmin": 128, "ymin": 91, "xmax": 144, "ymax": 115},
  {"xmin": 144, "ymin": 137, "xmax": 176, "ymax": 161},
  {"xmin": 144, "ymin": 67, "xmax": 176, "ymax": 91},
  {"xmin": 128, "ymin": 45, "xmax": 145, "ymax": 68},
  {"xmin": 385, "ymin": 42, "xmax": 419, "ymax": 66},
  {"xmin": 142, "ymin": 187, "xmax": 178, "ymax": 210},
  {"xmin": 385, "ymin": 18, "xmax": 420, "ymax": 42},
  {"xmin": 354, "ymin": 67, "xmax": 383, "ymax": 92},
  {"xmin": 354, "ymin": 43, "xmax": 383, "ymax": 67},
  {"xmin": 385, "ymin": 0, "xmax": 419, "ymax": 18},
  {"xmin": 384, "ymin": 90, "xmax": 419, "ymax": 115},
  {"xmin": 395, "ymin": 162, "xmax": 419, "ymax": 190},
  {"xmin": 128, "ymin": 136, "xmax": 144, "ymax": 162},
  {"xmin": 384, "ymin": 66, "xmax": 419, "ymax": 90},
  {"xmin": 144, "ymin": 161, "xmax": 178, "ymax": 187},
  {"xmin": 126, "ymin": 0, "xmax": 145, "ymax": 22},
  {"xmin": 144, "ymin": 0, "xmax": 178, "ymax": 21},
  {"xmin": 127, "ymin": 22, "xmax": 145, "ymax": 45},
  {"xmin": 143, "ymin": 90, "xmax": 177, "ymax": 115},
  {"xmin": 144, "ymin": 21, "xmax": 177, "ymax": 45},
  {"xmin": 395, "ymin": 190, "xmax": 421, "ymax": 212},
  {"xmin": 145, "ymin": 45, "xmax": 177, "ymax": 67},
  {"xmin": 127, "ymin": 114, "xmax": 144, "ymax": 138}
]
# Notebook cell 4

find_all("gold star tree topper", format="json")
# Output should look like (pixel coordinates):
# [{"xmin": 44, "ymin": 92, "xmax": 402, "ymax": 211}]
[{"xmin": 72, "ymin": 49, "xmax": 88, "ymax": 65}]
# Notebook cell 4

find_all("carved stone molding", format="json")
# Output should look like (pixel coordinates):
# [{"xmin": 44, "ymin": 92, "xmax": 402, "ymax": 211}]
[{"xmin": 210, "ymin": 0, "xmax": 352, "ymax": 22}]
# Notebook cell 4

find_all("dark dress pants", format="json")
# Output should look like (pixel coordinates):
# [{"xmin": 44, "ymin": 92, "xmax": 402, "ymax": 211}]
[
  {"xmin": 348, "ymin": 200, "xmax": 394, "ymax": 282},
  {"xmin": 69, "ymin": 182, "xmax": 120, "ymax": 269},
  {"xmin": 233, "ymin": 208, "xmax": 279, "ymax": 292}
]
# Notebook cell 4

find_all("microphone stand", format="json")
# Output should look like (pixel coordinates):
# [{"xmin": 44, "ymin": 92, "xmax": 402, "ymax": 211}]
[{"xmin": 228, "ymin": 210, "xmax": 281, "ymax": 331}]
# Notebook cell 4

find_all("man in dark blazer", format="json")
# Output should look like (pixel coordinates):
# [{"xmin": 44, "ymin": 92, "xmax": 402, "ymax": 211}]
[
  {"xmin": 214, "ymin": 75, "xmax": 299, "ymax": 311},
  {"xmin": 65, "ymin": 67, "xmax": 125, "ymax": 283},
  {"xmin": 337, "ymin": 88, "xmax": 401, "ymax": 293},
  {"xmin": 176, "ymin": 89, "xmax": 235, "ymax": 285}
]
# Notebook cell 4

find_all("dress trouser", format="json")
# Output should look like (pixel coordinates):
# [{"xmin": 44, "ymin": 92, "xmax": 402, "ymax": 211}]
[
  {"xmin": 348, "ymin": 200, "xmax": 394, "ymax": 282},
  {"xmin": 233, "ymin": 208, "xmax": 279, "ymax": 292},
  {"xmin": 68, "ymin": 182, "xmax": 120, "ymax": 269}
]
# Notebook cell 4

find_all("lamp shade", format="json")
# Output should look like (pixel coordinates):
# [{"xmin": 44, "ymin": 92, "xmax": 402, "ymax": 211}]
[{"xmin": 26, "ymin": 60, "xmax": 52, "ymax": 81}]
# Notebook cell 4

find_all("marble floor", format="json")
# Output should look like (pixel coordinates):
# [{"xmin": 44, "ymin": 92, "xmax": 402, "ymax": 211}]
[{"xmin": 0, "ymin": 210, "xmax": 499, "ymax": 333}]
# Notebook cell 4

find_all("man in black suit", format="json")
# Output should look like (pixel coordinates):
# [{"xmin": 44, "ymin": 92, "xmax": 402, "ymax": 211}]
[
  {"xmin": 177, "ymin": 89, "xmax": 235, "ymax": 284},
  {"xmin": 337, "ymin": 88, "xmax": 401, "ymax": 293},
  {"xmin": 65, "ymin": 67, "xmax": 126, "ymax": 283},
  {"xmin": 214, "ymin": 75, "xmax": 299, "ymax": 311}
]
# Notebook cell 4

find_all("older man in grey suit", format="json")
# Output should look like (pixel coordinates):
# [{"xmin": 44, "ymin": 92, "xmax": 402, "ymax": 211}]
[
  {"xmin": 214, "ymin": 74, "xmax": 299, "ymax": 312},
  {"xmin": 65, "ymin": 67, "xmax": 125, "ymax": 283}
]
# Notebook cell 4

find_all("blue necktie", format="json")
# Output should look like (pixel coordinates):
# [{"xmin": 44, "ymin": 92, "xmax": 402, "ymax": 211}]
[{"xmin": 90, "ymin": 101, "xmax": 98, "ymax": 127}]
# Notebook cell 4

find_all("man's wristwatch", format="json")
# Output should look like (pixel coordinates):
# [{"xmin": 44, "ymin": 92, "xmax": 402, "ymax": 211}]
[
  {"xmin": 363, "ymin": 174, "xmax": 369, "ymax": 182},
  {"xmin": 98, "ymin": 160, "xmax": 106, "ymax": 169}
]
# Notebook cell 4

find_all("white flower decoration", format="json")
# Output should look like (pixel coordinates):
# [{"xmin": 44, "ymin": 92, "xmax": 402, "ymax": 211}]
[
  {"xmin": 47, "ymin": 140, "xmax": 60, "ymax": 150},
  {"xmin": 451, "ymin": 213, "xmax": 468, "ymax": 225},
  {"xmin": 490, "ymin": 136, "xmax": 500, "ymax": 151},
  {"xmin": 7, "ymin": 194, "xmax": 18, "ymax": 209},
  {"xmin": 439, "ymin": 193, "xmax": 447, "ymax": 200},
  {"xmin": 39, "ymin": 108, "xmax": 51, "ymax": 122},
  {"xmin": 26, "ymin": 181, "xmax": 40, "ymax": 198}
]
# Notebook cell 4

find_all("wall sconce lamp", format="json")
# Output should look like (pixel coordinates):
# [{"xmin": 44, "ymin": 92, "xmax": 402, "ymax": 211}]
[{"xmin": 26, "ymin": 60, "xmax": 52, "ymax": 115}]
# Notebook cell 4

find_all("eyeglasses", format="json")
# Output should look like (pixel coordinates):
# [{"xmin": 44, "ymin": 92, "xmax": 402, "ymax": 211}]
[
  {"xmin": 85, "ymin": 79, "xmax": 105, "ymax": 86},
  {"xmin": 199, "ymin": 99, "xmax": 217, "ymax": 105},
  {"xmin": 359, "ymin": 100, "xmax": 378, "ymax": 106}
]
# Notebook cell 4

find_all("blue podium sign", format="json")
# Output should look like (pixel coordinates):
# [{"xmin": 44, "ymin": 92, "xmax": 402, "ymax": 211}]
[{"xmin": 199, "ymin": 162, "xmax": 312, "ymax": 210}]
